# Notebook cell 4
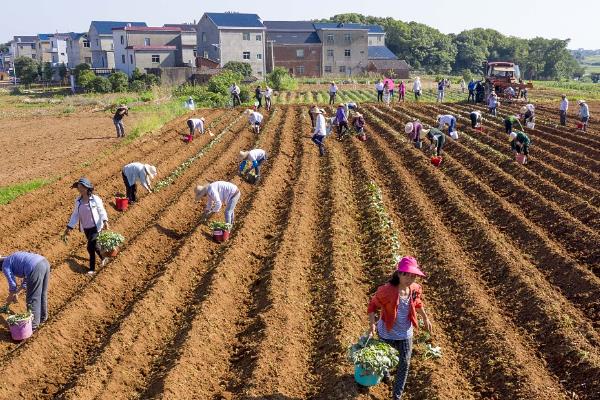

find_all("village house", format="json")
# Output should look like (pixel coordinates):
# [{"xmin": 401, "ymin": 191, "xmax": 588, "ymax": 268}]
[
  {"xmin": 10, "ymin": 36, "xmax": 37, "ymax": 60},
  {"xmin": 264, "ymin": 21, "xmax": 322, "ymax": 77},
  {"xmin": 66, "ymin": 33, "xmax": 92, "ymax": 68},
  {"xmin": 88, "ymin": 21, "xmax": 147, "ymax": 69}
]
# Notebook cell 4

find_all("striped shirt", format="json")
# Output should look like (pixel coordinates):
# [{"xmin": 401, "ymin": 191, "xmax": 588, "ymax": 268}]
[{"xmin": 377, "ymin": 295, "xmax": 413, "ymax": 340}]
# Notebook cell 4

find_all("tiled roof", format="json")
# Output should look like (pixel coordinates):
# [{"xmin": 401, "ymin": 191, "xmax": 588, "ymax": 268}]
[
  {"xmin": 91, "ymin": 21, "xmax": 147, "ymax": 35},
  {"xmin": 264, "ymin": 21, "xmax": 316, "ymax": 31},
  {"xmin": 205, "ymin": 12, "xmax": 264, "ymax": 28},
  {"xmin": 369, "ymin": 59, "xmax": 409, "ymax": 70},
  {"xmin": 13, "ymin": 36, "xmax": 37, "ymax": 43},
  {"xmin": 126, "ymin": 45, "xmax": 177, "ymax": 51},
  {"xmin": 37, "ymin": 33, "xmax": 54, "ymax": 41},
  {"xmin": 368, "ymin": 46, "xmax": 398, "ymax": 60},
  {"xmin": 313, "ymin": 23, "xmax": 384, "ymax": 33},
  {"xmin": 164, "ymin": 24, "xmax": 197, "ymax": 32},
  {"xmin": 267, "ymin": 31, "xmax": 321, "ymax": 44},
  {"xmin": 67, "ymin": 32, "xmax": 87, "ymax": 40},
  {"xmin": 114, "ymin": 26, "xmax": 181, "ymax": 32}
]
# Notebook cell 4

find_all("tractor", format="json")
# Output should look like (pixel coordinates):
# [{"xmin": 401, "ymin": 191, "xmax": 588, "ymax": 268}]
[{"xmin": 482, "ymin": 61, "xmax": 533, "ymax": 101}]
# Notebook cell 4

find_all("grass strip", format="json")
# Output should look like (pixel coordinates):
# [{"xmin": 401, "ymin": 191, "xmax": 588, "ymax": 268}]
[{"xmin": 0, "ymin": 179, "xmax": 51, "ymax": 205}]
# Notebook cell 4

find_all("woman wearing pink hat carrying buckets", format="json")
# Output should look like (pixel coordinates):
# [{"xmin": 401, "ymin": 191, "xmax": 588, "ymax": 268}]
[{"xmin": 367, "ymin": 256, "xmax": 432, "ymax": 399}]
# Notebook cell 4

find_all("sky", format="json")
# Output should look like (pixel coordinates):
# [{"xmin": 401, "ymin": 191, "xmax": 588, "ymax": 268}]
[{"xmin": 3, "ymin": 0, "xmax": 598, "ymax": 49}]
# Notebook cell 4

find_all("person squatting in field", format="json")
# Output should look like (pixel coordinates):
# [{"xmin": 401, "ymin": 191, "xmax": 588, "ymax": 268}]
[
  {"xmin": 335, "ymin": 103, "xmax": 349, "ymax": 140},
  {"xmin": 352, "ymin": 112, "xmax": 366, "ymax": 140},
  {"xmin": 195, "ymin": 181, "xmax": 241, "ymax": 226},
  {"xmin": 121, "ymin": 162, "xmax": 158, "ymax": 204},
  {"xmin": 368, "ymin": 256, "xmax": 432, "ymax": 400},
  {"xmin": 246, "ymin": 109, "xmax": 264, "ymax": 134},
  {"xmin": 186, "ymin": 117, "xmax": 213, "ymax": 138},
  {"xmin": 113, "ymin": 104, "xmax": 128, "ymax": 138},
  {"xmin": 470, "ymin": 110, "xmax": 483, "ymax": 128},
  {"xmin": 426, "ymin": 128, "xmax": 446, "ymax": 156},
  {"xmin": 63, "ymin": 178, "xmax": 109, "ymax": 275},
  {"xmin": 405, "ymin": 121, "xmax": 423, "ymax": 147},
  {"xmin": 510, "ymin": 130, "xmax": 531, "ymax": 164},
  {"xmin": 1, "ymin": 252, "xmax": 50, "ymax": 330},
  {"xmin": 239, "ymin": 149, "xmax": 267, "ymax": 181},
  {"xmin": 311, "ymin": 108, "xmax": 327, "ymax": 156},
  {"xmin": 437, "ymin": 114, "xmax": 457, "ymax": 134},
  {"xmin": 504, "ymin": 114, "xmax": 524, "ymax": 134}
]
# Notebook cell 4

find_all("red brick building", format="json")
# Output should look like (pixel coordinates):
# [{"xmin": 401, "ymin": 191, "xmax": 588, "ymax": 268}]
[{"xmin": 264, "ymin": 21, "xmax": 322, "ymax": 77}]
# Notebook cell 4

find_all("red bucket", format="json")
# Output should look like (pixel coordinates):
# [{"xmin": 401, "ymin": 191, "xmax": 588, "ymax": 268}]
[
  {"xmin": 357, "ymin": 135, "xmax": 367, "ymax": 142},
  {"xmin": 213, "ymin": 230, "xmax": 230, "ymax": 242},
  {"xmin": 183, "ymin": 134, "xmax": 193, "ymax": 143},
  {"xmin": 576, "ymin": 122, "xmax": 585, "ymax": 130},
  {"xmin": 515, "ymin": 154, "xmax": 527, "ymax": 164},
  {"xmin": 475, "ymin": 126, "xmax": 484, "ymax": 133},
  {"xmin": 115, "ymin": 197, "xmax": 128, "ymax": 211},
  {"xmin": 431, "ymin": 156, "xmax": 442, "ymax": 167}
]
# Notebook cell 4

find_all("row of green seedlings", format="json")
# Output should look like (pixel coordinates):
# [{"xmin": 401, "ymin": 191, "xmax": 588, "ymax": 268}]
[
  {"xmin": 363, "ymin": 180, "xmax": 441, "ymax": 360},
  {"xmin": 154, "ymin": 112, "xmax": 246, "ymax": 191}
]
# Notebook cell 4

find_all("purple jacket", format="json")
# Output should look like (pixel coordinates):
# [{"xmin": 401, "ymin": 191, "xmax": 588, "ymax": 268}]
[{"xmin": 335, "ymin": 107, "xmax": 347, "ymax": 124}]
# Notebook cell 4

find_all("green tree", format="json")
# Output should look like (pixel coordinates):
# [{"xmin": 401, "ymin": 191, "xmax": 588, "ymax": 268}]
[
  {"xmin": 42, "ymin": 62, "xmax": 54, "ymax": 81},
  {"xmin": 91, "ymin": 76, "xmax": 112, "ymax": 93},
  {"xmin": 0, "ymin": 42, "xmax": 9, "ymax": 53},
  {"xmin": 108, "ymin": 71, "xmax": 129, "ymax": 92},
  {"xmin": 73, "ymin": 63, "xmax": 90, "ymax": 81},
  {"xmin": 129, "ymin": 80, "xmax": 147, "ymax": 92},
  {"xmin": 223, "ymin": 61, "xmax": 253, "ymax": 78},
  {"xmin": 267, "ymin": 67, "xmax": 298, "ymax": 90},
  {"xmin": 131, "ymin": 68, "xmax": 144, "ymax": 81},
  {"xmin": 77, "ymin": 69, "xmax": 96, "ymax": 89},
  {"xmin": 208, "ymin": 69, "xmax": 244, "ymax": 95},
  {"xmin": 58, "ymin": 63, "xmax": 68, "ymax": 82},
  {"xmin": 14, "ymin": 56, "xmax": 39, "ymax": 84}
]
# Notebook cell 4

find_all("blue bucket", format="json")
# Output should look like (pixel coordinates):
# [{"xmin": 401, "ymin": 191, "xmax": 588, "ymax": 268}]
[{"xmin": 354, "ymin": 365, "xmax": 382, "ymax": 387}]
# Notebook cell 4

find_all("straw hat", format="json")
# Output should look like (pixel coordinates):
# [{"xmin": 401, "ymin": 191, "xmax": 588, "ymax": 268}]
[
  {"xmin": 144, "ymin": 165, "xmax": 157, "ymax": 179},
  {"xmin": 520, "ymin": 106, "xmax": 527, "ymax": 114},
  {"xmin": 194, "ymin": 184, "xmax": 209, "ymax": 201},
  {"xmin": 239, "ymin": 150, "xmax": 249, "ymax": 160},
  {"xmin": 405, "ymin": 122, "xmax": 414, "ymax": 134},
  {"xmin": 200, "ymin": 117, "xmax": 205, "ymax": 122},
  {"xmin": 578, "ymin": 99, "xmax": 586, "ymax": 105},
  {"xmin": 396, "ymin": 256, "xmax": 425, "ymax": 277},
  {"xmin": 509, "ymin": 132, "xmax": 517, "ymax": 141},
  {"xmin": 244, "ymin": 109, "xmax": 253, "ymax": 115}
]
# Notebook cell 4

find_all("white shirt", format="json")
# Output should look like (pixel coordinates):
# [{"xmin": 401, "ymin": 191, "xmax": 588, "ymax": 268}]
[
  {"xmin": 329, "ymin": 85, "xmax": 337, "ymax": 94},
  {"xmin": 265, "ymin": 88, "xmax": 273, "ymax": 98},
  {"xmin": 471, "ymin": 111, "xmax": 481, "ymax": 119},
  {"xmin": 230, "ymin": 85, "xmax": 240, "ymax": 94},
  {"xmin": 438, "ymin": 115, "xmax": 454, "ymax": 127},
  {"xmin": 187, "ymin": 118, "xmax": 204, "ymax": 133},
  {"xmin": 413, "ymin": 80, "xmax": 421, "ymax": 91},
  {"xmin": 245, "ymin": 149, "xmax": 266, "ymax": 162},
  {"xmin": 248, "ymin": 112, "xmax": 263, "ymax": 124},
  {"xmin": 205, "ymin": 181, "xmax": 239, "ymax": 213},
  {"xmin": 375, "ymin": 82, "xmax": 384, "ymax": 91},
  {"xmin": 67, "ymin": 194, "xmax": 108, "ymax": 232},
  {"xmin": 314, "ymin": 114, "xmax": 327, "ymax": 136},
  {"xmin": 122, "ymin": 162, "xmax": 151, "ymax": 191},
  {"xmin": 526, "ymin": 104, "xmax": 535, "ymax": 113},
  {"xmin": 560, "ymin": 99, "xmax": 569, "ymax": 111}
]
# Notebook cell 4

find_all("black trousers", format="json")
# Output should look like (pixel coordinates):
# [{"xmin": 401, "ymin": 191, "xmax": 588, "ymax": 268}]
[
  {"xmin": 256, "ymin": 96, "xmax": 262, "ymax": 108},
  {"xmin": 122, "ymin": 172, "xmax": 137, "ymax": 203},
  {"xmin": 505, "ymin": 119, "xmax": 513, "ymax": 134},
  {"xmin": 232, "ymin": 93, "xmax": 241, "ymax": 106},
  {"xmin": 83, "ymin": 227, "xmax": 103, "ymax": 271},
  {"xmin": 329, "ymin": 93, "xmax": 336, "ymax": 105},
  {"xmin": 377, "ymin": 90, "xmax": 383, "ymax": 102}
]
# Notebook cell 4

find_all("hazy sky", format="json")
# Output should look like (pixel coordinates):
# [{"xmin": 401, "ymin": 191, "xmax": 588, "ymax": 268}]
[{"xmin": 3, "ymin": 0, "xmax": 597, "ymax": 49}]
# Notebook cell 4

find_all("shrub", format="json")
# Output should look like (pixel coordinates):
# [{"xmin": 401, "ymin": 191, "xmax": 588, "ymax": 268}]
[
  {"xmin": 14, "ymin": 56, "xmax": 39, "ymax": 84},
  {"xmin": 208, "ymin": 69, "xmax": 244, "ymax": 96},
  {"xmin": 267, "ymin": 67, "xmax": 298, "ymax": 91},
  {"xmin": 129, "ymin": 80, "xmax": 147, "ymax": 92},
  {"xmin": 78, "ymin": 69, "xmax": 96, "ymax": 89},
  {"xmin": 91, "ymin": 76, "xmax": 112, "ymax": 93},
  {"xmin": 73, "ymin": 63, "xmax": 90, "ymax": 81},
  {"xmin": 223, "ymin": 61, "xmax": 253, "ymax": 78},
  {"xmin": 109, "ymin": 71, "xmax": 129, "ymax": 92}
]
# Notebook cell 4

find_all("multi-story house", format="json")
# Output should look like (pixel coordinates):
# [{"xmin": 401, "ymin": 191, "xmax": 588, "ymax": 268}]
[
  {"xmin": 264, "ymin": 21, "xmax": 322, "ymax": 77},
  {"xmin": 197, "ymin": 13, "xmax": 266, "ymax": 77},
  {"xmin": 10, "ymin": 36, "xmax": 37, "ymax": 60},
  {"xmin": 49, "ymin": 34, "xmax": 69, "ymax": 67},
  {"xmin": 35, "ymin": 34, "xmax": 54, "ymax": 63},
  {"xmin": 88, "ymin": 21, "xmax": 147, "ymax": 69},
  {"xmin": 313, "ymin": 23, "xmax": 369, "ymax": 77},
  {"xmin": 66, "ymin": 33, "xmax": 92, "ymax": 68},
  {"xmin": 164, "ymin": 24, "xmax": 198, "ymax": 66}
]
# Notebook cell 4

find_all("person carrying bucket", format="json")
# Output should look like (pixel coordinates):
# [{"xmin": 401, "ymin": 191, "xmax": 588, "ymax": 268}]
[
  {"xmin": 425, "ymin": 128, "xmax": 446, "ymax": 157},
  {"xmin": 578, "ymin": 100, "xmax": 590, "ymax": 132},
  {"xmin": 509, "ymin": 131, "xmax": 531, "ymax": 164},
  {"xmin": 239, "ymin": 149, "xmax": 267, "ymax": 181},
  {"xmin": 245, "ymin": 109, "xmax": 264, "ymax": 134},
  {"xmin": 195, "ymin": 181, "xmax": 241, "ymax": 226},
  {"xmin": 504, "ymin": 114, "xmax": 524, "ymax": 134},
  {"xmin": 437, "ymin": 114, "xmax": 456, "ymax": 135},
  {"xmin": 470, "ymin": 110, "xmax": 483, "ymax": 129},
  {"xmin": 405, "ymin": 121, "xmax": 423, "ymax": 147},
  {"xmin": 367, "ymin": 256, "xmax": 432, "ymax": 400},
  {"xmin": 122, "ymin": 163, "xmax": 158, "ymax": 204},
  {"xmin": 63, "ymin": 178, "xmax": 109, "ymax": 275},
  {"xmin": 1, "ymin": 252, "xmax": 50, "ymax": 330},
  {"xmin": 311, "ymin": 108, "xmax": 327, "ymax": 156}
]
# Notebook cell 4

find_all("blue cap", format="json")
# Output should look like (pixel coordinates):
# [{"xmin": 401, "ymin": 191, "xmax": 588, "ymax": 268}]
[{"xmin": 72, "ymin": 177, "xmax": 94, "ymax": 190}]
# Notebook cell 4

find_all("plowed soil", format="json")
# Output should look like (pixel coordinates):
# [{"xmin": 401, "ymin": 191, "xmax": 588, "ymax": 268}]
[{"xmin": 0, "ymin": 103, "xmax": 598, "ymax": 400}]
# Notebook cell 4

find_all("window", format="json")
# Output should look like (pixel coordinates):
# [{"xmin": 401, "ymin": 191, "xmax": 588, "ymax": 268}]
[
  {"xmin": 344, "ymin": 33, "xmax": 351, "ymax": 42},
  {"xmin": 295, "ymin": 66, "xmax": 304, "ymax": 75},
  {"xmin": 203, "ymin": 50, "xmax": 208, "ymax": 58},
  {"xmin": 84, "ymin": 57, "xmax": 91, "ymax": 64},
  {"xmin": 110, "ymin": 43, "xmax": 114, "ymax": 50},
  {"xmin": 256, "ymin": 53, "xmax": 262, "ymax": 60},
  {"xmin": 193, "ymin": 49, "xmax": 197, "ymax": 57},
  {"xmin": 31, "ymin": 44, "xmax": 36, "ymax": 49},
  {"xmin": 130, "ymin": 54, "xmax": 133, "ymax": 64},
  {"xmin": 152, "ymin": 54, "xmax": 160, "ymax": 63},
  {"xmin": 60, "ymin": 52, "xmax": 65, "ymax": 56},
  {"xmin": 296, "ymin": 49, "xmax": 304, "ymax": 58},
  {"xmin": 243, "ymin": 32, "xmax": 250, "ymax": 41},
  {"xmin": 344, "ymin": 49, "xmax": 351, "ymax": 57},
  {"xmin": 378, "ymin": 36, "xmax": 382, "ymax": 42},
  {"xmin": 96, "ymin": 39, "xmax": 99, "ymax": 46},
  {"xmin": 242, "ymin": 51, "xmax": 250, "ymax": 60},
  {"xmin": 120, "ymin": 36, "xmax": 124, "ymax": 45},
  {"xmin": 256, "ymin": 34, "xmax": 262, "ymax": 41},
  {"xmin": 32, "ymin": 54, "xmax": 36, "ymax": 59},
  {"xmin": 83, "ymin": 40, "xmax": 90, "ymax": 48},
  {"xmin": 324, "ymin": 65, "xmax": 332, "ymax": 73},
  {"xmin": 121, "ymin": 54, "xmax": 126, "ymax": 63},
  {"xmin": 327, "ymin": 34, "xmax": 334, "ymax": 43},
  {"xmin": 327, "ymin": 49, "xmax": 334, "ymax": 57},
  {"xmin": 144, "ymin": 38, "xmax": 151, "ymax": 46},
  {"xmin": 201, "ymin": 32, "xmax": 206, "ymax": 42},
  {"xmin": 339, "ymin": 66, "xmax": 346, "ymax": 73}
]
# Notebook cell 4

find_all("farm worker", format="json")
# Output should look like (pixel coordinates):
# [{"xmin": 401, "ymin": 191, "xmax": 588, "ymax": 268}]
[
  {"xmin": 352, "ymin": 112, "xmax": 366, "ymax": 140},
  {"xmin": 245, "ymin": 109, "xmax": 264, "ymax": 134},
  {"xmin": 367, "ymin": 256, "xmax": 432, "ymax": 399},
  {"xmin": 335, "ymin": 104, "xmax": 349, "ymax": 140},
  {"xmin": 459, "ymin": 78, "xmax": 466, "ymax": 93},
  {"xmin": 384, "ymin": 78, "xmax": 395, "ymax": 99},
  {"xmin": 578, "ymin": 100, "xmax": 589, "ymax": 132},
  {"xmin": 311, "ymin": 108, "xmax": 327, "ymax": 156},
  {"xmin": 122, "ymin": 162, "xmax": 158, "ymax": 204},
  {"xmin": 1, "ymin": 252, "xmax": 50, "ymax": 330},
  {"xmin": 375, "ymin": 80, "xmax": 384, "ymax": 102},
  {"xmin": 426, "ymin": 128, "xmax": 446, "ymax": 156},
  {"xmin": 113, "ymin": 104, "xmax": 128, "ymax": 138},
  {"xmin": 488, "ymin": 92, "xmax": 498, "ymax": 116},
  {"xmin": 383, "ymin": 82, "xmax": 391, "ymax": 107},
  {"xmin": 345, "ymin": 102, "xmax": 359, "ymax": 113},
  {"xmin": 254, "ymin": 86, "xmax": 263, "ymax": 109},
  {"xmin": 510, "ymin": 131, "xmax": 531, "ymax": 164},
  {"xmin": 63, "ymin": 178, "xmax": 109, "ymax": 275},
  {"xmin": 239, "ymin": 149, "xmax": 267, "ymax": 179},
  {"xmin": 230, "ymin": 83, "xmax": 241, "ymax": 106},
  {"xmin": 559, "ymin": 95, "xmax": 569, "ymax": 126},
  {"xmin": 185, "ymin": 96, "xmax": 195, "ymax": 110},
  {"xmin": 470, "ymin": 111, "xmax": 483, "ymax": 129},
  {"xmin": 413, "ymin": 77, "xmax": 422, "ymax": 101},
  {"xmin": 187, "ymin": 117, "xmax": 211, "ymax": 137},
  {"xmin": 328, "ymin": 82, "xmax": 338, "ymax": 105},
  {"xmin": 195, "ymin": 181, "xmax": 241, "ymax": 226},
  {"xmin": 405, "ymin": 121, "xmax": 423, "ymax": 144},
  {"xmin": 264, "ymin": 86, "xmax": 273, "ymax": 111},
  {"xmin": 436, "ymin": 78, "xmax": 446, "ymax": 103},
  {"xmin": 399, "ymin": 81, "xmax": 406, "ymax": 102},
  {"xmin": 475, "ymin": 81, "xmax": 485, "ymax": 103},
  {"xmin": 504, "ymin": 114, "xmax": 524, "ymax": 134},
  {"xmin": 308, "ymin": 104, "xmax": 319, "ymax": 128},
  {"xmin": 467, "ymin": 79, "xmax": 476, "ymax": 103},
  {"xmin": 437, "ymin": 114, "xmax": 457, "ymax": 134},
  {"xmin": 504, "ymin": 86, "xmax": 516, "ymax": 100},
  {"xmin": 521, "ymin": 104, "xmax": 535, "ymax": 126}
]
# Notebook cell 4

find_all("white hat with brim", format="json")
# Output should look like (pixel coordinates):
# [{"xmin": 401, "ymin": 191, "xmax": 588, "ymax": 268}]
[
  {"xmin": 509, "ymin": 132, "xmax": 517, "ymax": 141},
  {"xmin": 405, "ymin": 122, "xmax": 414, "ymax": 134},
  {"xmin": 195, "ymin": 184, "xmax": 209, "ymax": 201},
  {"xmin": 578, "ymin": 100, "xmax": 586, "ymax": 105},
  {"xmin": 239, "ymin": 150, "xmax": 249, "ymax": 160},
  {"xmin": 144, "ymin": 165, "xmax": 158, "ymax": 179},
  {"xmin": 520, "ymin": 106, "xmax": 527, "ymax": 114}
]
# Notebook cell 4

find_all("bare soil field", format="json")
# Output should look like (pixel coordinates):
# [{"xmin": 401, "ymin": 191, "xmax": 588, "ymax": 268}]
[{"xmin": 0, "ymin": 102, "xmax": 597, "ymax": 400}]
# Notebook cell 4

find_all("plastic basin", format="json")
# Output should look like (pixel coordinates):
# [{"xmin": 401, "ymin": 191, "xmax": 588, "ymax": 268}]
[
  {"xmin": 115, "ymin": 197, "xmax": 128, "ymax": 211},
  {"xmin": 354, "ymin": 365, "xmax": 382, "ymax": 387},
  {"xmin": 9, "ymin": 318, "xmax": 33, "ymax": 341},
  {"xmin": 431, "ymin": 156, "xmax": 443, "ymax": 167},
  {"xmin": 213, "ymin": 230, "xmax": 230, "ymax": 242},
  {"xmin": 515, "ymin": 154, "xmax": 526, "ymax": 164}
]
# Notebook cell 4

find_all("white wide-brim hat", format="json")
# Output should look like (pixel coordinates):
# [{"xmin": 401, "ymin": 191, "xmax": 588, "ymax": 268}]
[
  {"xmin": 144, "ymin": 164, "xmax": 157, "ymax": 179},
  {"xmin": 405, "ymin": 122, "xmax": 414, "ymax": 134}
]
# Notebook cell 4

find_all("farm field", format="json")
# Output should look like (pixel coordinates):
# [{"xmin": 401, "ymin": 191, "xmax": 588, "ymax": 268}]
[{"xmin": 0, "ymin": 100, "xmax": 598, "ymax": 400}]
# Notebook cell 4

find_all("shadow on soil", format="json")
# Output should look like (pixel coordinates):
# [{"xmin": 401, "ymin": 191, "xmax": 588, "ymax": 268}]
[{"xmin": 66, "ymin": 255, "xmax": 90, "ymax": 274}]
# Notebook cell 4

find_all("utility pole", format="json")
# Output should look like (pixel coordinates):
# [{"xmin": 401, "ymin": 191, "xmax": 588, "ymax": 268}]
[{"xmin": 266, "ymin": 40, "xmax": 275, "ymax": 74}]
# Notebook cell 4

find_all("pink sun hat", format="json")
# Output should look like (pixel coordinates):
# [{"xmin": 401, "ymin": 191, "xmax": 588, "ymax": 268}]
[{"xmin": 396, "ymin": 256, "xmax": 426, "ymax": 277}]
